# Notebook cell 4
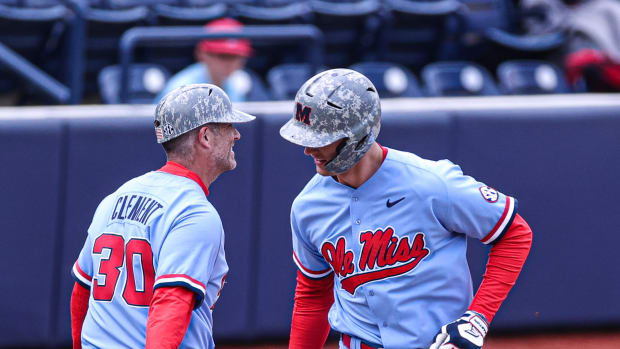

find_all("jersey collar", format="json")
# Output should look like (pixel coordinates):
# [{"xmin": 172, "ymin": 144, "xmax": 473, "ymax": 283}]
[
  {"xmin": 379, "ymin": 143, "xmax": 388, "ymax": 162},
  {"xmin": 157, "ymin": 161, "xmax": 210, "ymax": 197}
]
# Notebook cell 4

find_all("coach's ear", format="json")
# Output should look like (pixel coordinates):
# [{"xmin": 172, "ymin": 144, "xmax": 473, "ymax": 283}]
[{"xmin": 197, "ymin": 125, "xmax": 212, "ymax": 149}]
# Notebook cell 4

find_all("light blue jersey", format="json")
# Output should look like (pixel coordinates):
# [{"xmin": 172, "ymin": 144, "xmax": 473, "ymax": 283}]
[
  {"xmin": 291, "ymin": 148, "xmax": 517, "ymax": 349},
  {"xmin": 72, "ymin": 162, "xmax": 228, "ymax": 349}
]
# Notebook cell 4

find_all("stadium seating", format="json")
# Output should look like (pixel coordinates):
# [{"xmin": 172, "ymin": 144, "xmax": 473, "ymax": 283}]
[
  {"xmin": 497, "ymin": 60, "xmax": 571, "ymax": 94},
  {"xmin": 309, "ymin": 0, "xmax": 382, "ymax": 68},
  {"xmin": 377, "ymin": 0, "xmax": 461, "ymax": 70},
  {"xmin": 266, "ymin": 63, "xmax": 324, "ymax": 100},
  {"xmin": 233, "ymin": 0, "xmax": 311, "ymax": 24},
  {"xmin": 0, "ymin": 0, "xmax": 599, "ymax": 104},
  {"xmin": 152, "ymin": 0, "xmax": 227, "ymax": 26},
  {"xmin": 455, "ymin": 0, "xmax": 565, "ymax": 67},
  {"xmin": 82, "ymin": 1, "xmax": 151, "ymax": 96},
  {"xmin": 232, "ymin": 1, "xmax": 312, "ymax": 77},
  {"xmin": 0, "ymin": 0, "xmax": 70, "ymax": 97},
  {"xmin": 350, "ymin": 61, "xmax": 423, "ymax": 98},
  {"xmin": 98, "ymin": 63, "xmax": 170, "ymax": 104},
  {"xmin": 421, "ymin": 60, "xmax": 499, "ymax": 96}
]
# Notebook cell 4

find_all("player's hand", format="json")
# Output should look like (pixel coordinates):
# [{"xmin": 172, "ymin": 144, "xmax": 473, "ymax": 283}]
[{"xmin": 428, "ymin": 310, "xmax": 488, "ymax": 349}]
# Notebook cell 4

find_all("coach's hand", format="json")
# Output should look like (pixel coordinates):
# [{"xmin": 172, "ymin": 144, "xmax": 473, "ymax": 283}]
[{"xmin": 429, "ymin": 311, "xmax": 488, "ymax": 349}]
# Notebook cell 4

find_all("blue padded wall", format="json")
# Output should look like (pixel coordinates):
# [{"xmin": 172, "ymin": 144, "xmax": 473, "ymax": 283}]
[
  {"xmin": 379, "ymin": 111, "xmax": 453, "ymax": 161},
  {"xmin": 253, "ymin": 113, "xmax": 316, "ymax": 336},
  {"xmin": 452, "ymin": 108, "xmax": 620, "ymax": 329},
  {"xmin": 210, "ymin": 121, "xmax": 259, "ymax": 340},
  {"xmin": 0, "ymin": 119, "xmax": 64, "ymax": 346}
]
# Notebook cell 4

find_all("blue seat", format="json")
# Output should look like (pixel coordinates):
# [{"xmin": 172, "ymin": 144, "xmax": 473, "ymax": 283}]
[
  {"xmin": 456, "ymin": 0, "xmax": 565, "ymax": 65},
  {"xmin": 233, "ymin": 1, "xmax": 310, "ymax": 24},
  {"xmin": 232, "ymin": 2, "xmax": 312, "ymax": 77},
  {"xmin": 497, "ymin": 60, "xmax": 571, "ymax": 95},
  {"xmin": 421, "ymin": 61, "xmax": 499, "ymax": 96},
  {"xmin": 230, "ymin": 67, "xmax": 271, "ymax": 101},
  {"xmin": 266, "ymin": 63, "xmax": 324, "ymax": 100},
  {"xmin": 98, "ymin": 64, "xmax": 171, "ymax": 104},
  {"xmin": 310, "ymin": 0, "xmax": 382, "ymax": 67},
  {"xmin": 349, "ymin": 61, "xmax": 422, "ymax": 98},
  {"xmin": 152, "ymin": 1, "xmax": 228, "ymax": 26},
  {"xmin": 377, "ymin": 0, "xmax": 462, "ymax": 69},
  {"xmin": 82, "ymin": 1, "xmax": 152, "ymax": 97}
]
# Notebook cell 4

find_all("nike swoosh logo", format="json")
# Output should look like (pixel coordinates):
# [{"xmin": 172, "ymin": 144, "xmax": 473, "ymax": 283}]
[{"xmin": 386, "ymin": 197, "xmax": 405, "ymax": 208}]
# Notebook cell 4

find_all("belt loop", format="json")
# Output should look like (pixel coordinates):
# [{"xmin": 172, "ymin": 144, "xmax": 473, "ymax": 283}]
[
  {"xmin": 341, "ymin": 333, "xmax": 352, "ymax": 348},
  {"xmin": 341, "ymin": 333, "xmax": 383, "ymax": 349}
]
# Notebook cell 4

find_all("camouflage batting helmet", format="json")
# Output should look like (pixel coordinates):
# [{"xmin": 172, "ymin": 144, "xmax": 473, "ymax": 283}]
[
  {"xmin": 279, "ymin": 68, "xmax": 381, "ymax": 174},
  {"xmin": 154, "ymin": 83, "xmax": 255, "ymax": 143}
]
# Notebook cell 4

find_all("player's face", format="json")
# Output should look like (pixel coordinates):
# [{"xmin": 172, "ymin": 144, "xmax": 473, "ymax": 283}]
[
  {"xmin": 210, "ymin": 123, "xmax": 241, "ymax": 173},
  {"xmin": 304, "ymin": 139, "xmax": 345, "ymax": 176},
  {"xmin": 200, "ymin": 52, "xmax": 247, "ymax": 84}
]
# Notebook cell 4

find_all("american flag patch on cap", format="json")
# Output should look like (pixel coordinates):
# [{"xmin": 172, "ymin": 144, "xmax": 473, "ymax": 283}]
[{"xmin": 155, "ymin": 127, "xmax": 163, "ymax": 141}]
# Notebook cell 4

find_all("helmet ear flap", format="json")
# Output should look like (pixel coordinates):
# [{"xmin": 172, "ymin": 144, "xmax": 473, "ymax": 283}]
[
  {"xmin": 355, "ymin": 134, "xmax": 369, "ymax": 151},
  {"xmin": 336, "ymin": 138, "xmax": 349, "ymax": 153}
]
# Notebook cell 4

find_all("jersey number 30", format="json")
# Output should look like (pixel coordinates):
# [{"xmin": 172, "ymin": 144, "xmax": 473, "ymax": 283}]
[{"xmin": 93, "ymin": 233, "xmax": 155, "ymax": 306}]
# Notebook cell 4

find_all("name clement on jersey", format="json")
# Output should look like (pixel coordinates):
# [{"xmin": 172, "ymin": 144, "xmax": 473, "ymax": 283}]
[
  {"xmin": 321, "ymin": 227, "xmax": 430, "ymax": 294},
  {"xmin": 110, "ymin": 194, "xmax": 164, "ymax": 224}
]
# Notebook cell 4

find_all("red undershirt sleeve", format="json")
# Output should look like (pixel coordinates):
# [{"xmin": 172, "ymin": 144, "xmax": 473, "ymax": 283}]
[
  {"xmin": 145, "ymin": 286, "xmax": 195, "ymax": 349},
  {"xmin": 70, "ymin": 282, "xmax": 90, "ymax": 349},
  {"xmin": 469, "ymin": 213, "xmax": 533, "ymax": 323},
  {"xmin": 289, "ymin": 270, "xmax": 335, "ymax": 349}
]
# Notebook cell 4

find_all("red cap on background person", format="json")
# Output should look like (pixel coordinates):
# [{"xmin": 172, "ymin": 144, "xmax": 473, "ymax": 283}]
[{"xmin": 197, "ymin": 18, "xmax": 253, "ymax": 57}]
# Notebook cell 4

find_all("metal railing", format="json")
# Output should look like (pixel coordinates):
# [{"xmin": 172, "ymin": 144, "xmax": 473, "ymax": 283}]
[{"xmin": 118, "ymin": 24, "xmax": 324, "ymax": 103}]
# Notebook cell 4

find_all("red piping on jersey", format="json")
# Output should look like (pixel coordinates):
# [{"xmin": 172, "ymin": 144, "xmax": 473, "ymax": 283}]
[
  {"xmin": 481, "ymin": 196, "xmax": 512, "ymax": 243},
  {"xmin": 75, "ymin": 262, "xmax": 92, "ymax": 281},
  {"xmin": 158, "ymin": 161, "xmax": 209, "ymax": 196},
  {"xmin": 294, "ymin": 251, "xmax": 332, "ymax": 277},
  {"xmin": 156, "ymin": 274, "xmax": 207, "ymax": 290}
]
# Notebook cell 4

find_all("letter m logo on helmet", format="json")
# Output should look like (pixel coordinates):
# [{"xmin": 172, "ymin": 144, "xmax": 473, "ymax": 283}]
[{"xmin": 295, "ymin": 102, "xmax": 312, "ymax": 125}]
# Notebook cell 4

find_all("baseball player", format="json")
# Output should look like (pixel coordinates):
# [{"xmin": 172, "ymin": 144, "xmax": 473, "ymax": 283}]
[
  {"xmin": 280, "ymin": 69, "xmax": 533, "ymax": 349},
  {"xmin": 70, "ymin": 84, "xmax": 255, "ymax": 348}
]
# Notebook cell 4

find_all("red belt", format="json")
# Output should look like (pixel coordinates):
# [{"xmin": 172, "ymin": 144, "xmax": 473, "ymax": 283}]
[{"xmin": 341, "ymin": 333, "xmax": 382, "ymax": 349}]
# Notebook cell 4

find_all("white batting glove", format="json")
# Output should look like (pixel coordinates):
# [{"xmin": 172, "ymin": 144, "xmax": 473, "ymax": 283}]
[{"xmin": 429, "ymin": 311, "xmax": 488, "ymax": 349}]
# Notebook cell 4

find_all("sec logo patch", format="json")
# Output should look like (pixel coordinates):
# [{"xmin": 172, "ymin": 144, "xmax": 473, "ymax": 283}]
[{"xmin": 479, "ymin": 186, "xmax": 499, "ymax": 203}]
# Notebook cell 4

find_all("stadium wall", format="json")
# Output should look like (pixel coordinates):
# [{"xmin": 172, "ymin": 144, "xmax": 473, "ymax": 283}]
[{"xmin": 1, "ymin": 95, "xmax": 619, "ymax": 347}]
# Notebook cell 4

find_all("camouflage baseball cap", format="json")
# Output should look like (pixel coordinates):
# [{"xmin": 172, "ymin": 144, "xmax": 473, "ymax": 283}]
[
  {"xmin": 279, "ymin": 68, "xmax": 381, "ymax": 173},
  {"xmin": 154, "ymin": 83, "xmax": 255, "ymax": 143}
]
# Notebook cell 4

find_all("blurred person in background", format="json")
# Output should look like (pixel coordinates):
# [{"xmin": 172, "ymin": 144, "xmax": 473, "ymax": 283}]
[
  {"xmin": 519, "ymin": 0, "xmax": 620, "ymax": 91},
  {"xmin": 563, "ymin": 0, "xmax": 620, "ymax": 92},
  {"xmin": 155, "ymin": 18, "xmax": 253, "ymax": 102}
]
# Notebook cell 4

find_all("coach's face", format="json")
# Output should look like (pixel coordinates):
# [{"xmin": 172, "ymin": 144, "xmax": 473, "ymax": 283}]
[
  {"xmin": 209, "ymin": 123, "xmax": 241, "ymax": 172},
  {"xmin": 304, "ymin": 139, "xmax": 345, "ymax": 177}
]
